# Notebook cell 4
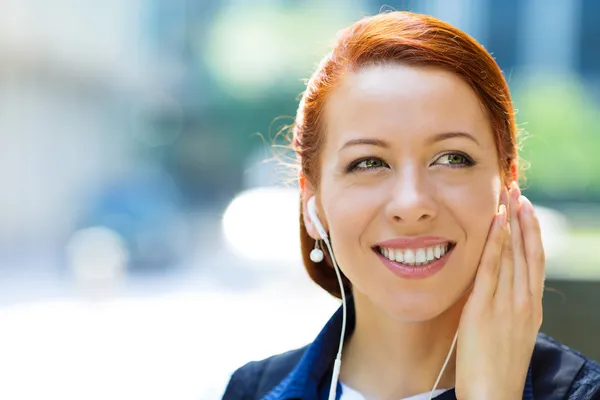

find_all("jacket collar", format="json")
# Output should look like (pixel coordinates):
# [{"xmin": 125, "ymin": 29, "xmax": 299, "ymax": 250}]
[{"xmin": 262, "ymin": 295, "xmax": 534, "ymax": 400}]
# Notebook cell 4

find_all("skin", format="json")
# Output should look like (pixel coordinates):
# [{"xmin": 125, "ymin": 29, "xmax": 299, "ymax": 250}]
[{"xmin": 301, "ymin": 64, "xmax": 545, "ymax": 399}]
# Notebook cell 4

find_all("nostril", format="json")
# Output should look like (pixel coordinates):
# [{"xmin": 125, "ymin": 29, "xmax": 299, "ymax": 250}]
[{"xmin": 392, "ymin": 214, "xmax": 432, "ymax": 222}]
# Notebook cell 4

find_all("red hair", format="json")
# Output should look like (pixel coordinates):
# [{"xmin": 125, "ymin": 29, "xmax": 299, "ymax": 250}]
[{"xmin": 293, "ymin": 11, "xmax": 519, "ymax": 299}]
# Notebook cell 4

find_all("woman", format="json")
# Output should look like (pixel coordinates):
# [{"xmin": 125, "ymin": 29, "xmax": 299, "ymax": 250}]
[{"xmin": 223, "ymin": 11, "xmax": 600, "ymax": 400}]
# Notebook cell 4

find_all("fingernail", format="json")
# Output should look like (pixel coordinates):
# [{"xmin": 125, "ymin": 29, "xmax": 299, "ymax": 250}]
[
  {"xmin": 498, "ymin": 203, "xmax": 507, "ymax": 226},
  {"xmin": 510, "ymin": 181, "xmax": 521, "ymax": 200}
]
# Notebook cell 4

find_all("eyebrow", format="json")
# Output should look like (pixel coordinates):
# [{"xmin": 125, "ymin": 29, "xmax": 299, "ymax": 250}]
[
  {"xmin": 338, "ymin": 131, "xmax": 480, "ymax": 153},
  {"xmin": 426, "ymin": 132, "xmax": 480, "ymax": 147}
]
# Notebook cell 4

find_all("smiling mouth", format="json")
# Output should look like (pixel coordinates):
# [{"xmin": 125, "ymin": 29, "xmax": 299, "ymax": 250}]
[{"xmin": 373, "ymin": 242, "xmax": 456, "ymax": 267}]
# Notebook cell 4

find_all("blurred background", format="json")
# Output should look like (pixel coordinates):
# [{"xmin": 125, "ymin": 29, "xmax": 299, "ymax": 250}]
[{"xmin": 0, "ymin": 0, "xmax": 599, "ymax": 399}]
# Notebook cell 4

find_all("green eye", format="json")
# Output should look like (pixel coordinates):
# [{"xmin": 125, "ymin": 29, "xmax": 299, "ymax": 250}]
[
  {"xmin": 347, "ymin": 157, "xmax": 389, "ymax": 172},
  {"xmin": 357, "ymin": 158, "xmax": 384, "ymax": 169},
  {"xmin": 448, "ymin": 154, "xmax": 466, "ymax": 164},
  {"xmin": 435, "ymin": 152, "xmax": 474, "ymax": 168}
]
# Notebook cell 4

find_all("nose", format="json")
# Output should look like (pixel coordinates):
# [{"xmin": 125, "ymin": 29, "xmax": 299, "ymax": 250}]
[{"xmin": 385, "ymin": 166, "xmax": 438, "ymax": 225}]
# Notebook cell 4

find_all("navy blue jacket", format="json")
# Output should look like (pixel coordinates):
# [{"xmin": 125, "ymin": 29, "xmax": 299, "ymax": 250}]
[{"xmin": 223, "ymin": 296, "xmax": 600, "ymax": 399}]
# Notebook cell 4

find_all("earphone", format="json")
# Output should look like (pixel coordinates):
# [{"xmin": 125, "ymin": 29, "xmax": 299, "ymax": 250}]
[
  {"xmin": 306, "ymin": 196, "xmax": 458, "ymax": 400},
  {"xmin": 307, "ymin": 196, "xmax": 347, "ymax": 400}
]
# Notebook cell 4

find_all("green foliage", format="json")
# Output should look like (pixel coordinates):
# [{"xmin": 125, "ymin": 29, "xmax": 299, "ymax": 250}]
[
  {"xmin": 513, "ymin": 73, "xmax": 600, "ymax": 200},
  {"xmin": 202, "ymin": 1, "xmax": 358, "ymax": 98}
]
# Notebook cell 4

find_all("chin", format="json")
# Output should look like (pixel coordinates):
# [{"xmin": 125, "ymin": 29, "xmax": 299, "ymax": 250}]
[
  {"xmin": 374, "ymin": 288, "xmax": 466, "ymax": 323},
  {"xmin": 390, "ymin": 296, "xmax": 450, "ymax": 322}
]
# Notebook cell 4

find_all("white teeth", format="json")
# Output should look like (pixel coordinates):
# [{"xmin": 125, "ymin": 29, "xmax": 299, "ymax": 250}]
[
  {"xmin": 415, "ymin": 248, "xmax": 426, "ymax": 263},
  {"xmin": 426, "ymin": 247, "xmax": 435, "ymax": 261},
  {"xmin": 387, "ymin": 249, "xmax": 395, "ymax": 261},
  {"xmin": 395, "ymin": 250, "xmax": 404, "ymax": 263},
  {"xmin": 378, "ymin": 242, "xmax": 453, "ymax": 266},
  {"xmin": 403, "ymin": 249, "xmax": 415, "ymax": 264},
  {"xmin": 434, "ymin": 245, "xmax": 441, "ymax": 259}
]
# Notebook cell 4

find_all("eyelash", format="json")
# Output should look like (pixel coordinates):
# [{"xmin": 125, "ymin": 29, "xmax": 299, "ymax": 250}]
[{"xmin": 346, "ymin": 152, "xmax": 476, "ymax": 173}]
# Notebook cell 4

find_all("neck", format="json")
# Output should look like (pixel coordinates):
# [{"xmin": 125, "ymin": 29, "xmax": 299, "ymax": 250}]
[{"xmin": 339, "ymin": 292, "xmax": 467, "ymax": 400}]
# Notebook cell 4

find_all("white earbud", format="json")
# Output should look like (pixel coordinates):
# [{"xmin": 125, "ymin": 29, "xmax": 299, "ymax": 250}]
[{"xmin": 307, "ymin": 196, "xmax": 328, "ymax": 240}]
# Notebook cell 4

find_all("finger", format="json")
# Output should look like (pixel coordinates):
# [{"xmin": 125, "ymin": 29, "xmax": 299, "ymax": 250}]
[
  {"xmin": 495, "ymin": 199, "xmax": 514, "ymax": 301},
  {"xmin": 519, "ymin": 195, "xmax": 546, "ymax": 302},
  {"xmin": 499, "ymin": 185, "xmax": 509, "ymax": 213},
  {"xmin": 496, "ymin": 183, "xmax": 516, "ymax": 299},
  {"xmin": 471, "ymin": 190, "xmax": 508, "ymax": 303},
  {"xmin": 509, "ymin": 182, "xmax": 530, "ymax": 302}
]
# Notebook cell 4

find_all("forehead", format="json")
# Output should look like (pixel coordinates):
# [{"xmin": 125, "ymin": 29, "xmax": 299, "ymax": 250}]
[{"xmin": 323, "ymin": 64, "xmax": 493, "ymax": 147}]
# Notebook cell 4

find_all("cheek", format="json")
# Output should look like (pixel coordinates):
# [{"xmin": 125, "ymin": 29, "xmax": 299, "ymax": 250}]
[
  {"xmin": 447, "ymin": 187, "xmax": 497, "ymax": 222},
  {"xmin": 320, "ymin": 184, "xmax": 383, "ymax": 269},
  {"xmin": 441, "ymin": 171, "xmax": 500, "ymax": 217},
  {"xmin": 320, "ymin": 172, "xmax": 380, "ymax": 233},
  {"xmin": 324, "ymin": 192, "xmax": 376, "ymax": 245},
  {"xmin": 442, "ymin": 181, "xmax": 498, "ymax": 261}
]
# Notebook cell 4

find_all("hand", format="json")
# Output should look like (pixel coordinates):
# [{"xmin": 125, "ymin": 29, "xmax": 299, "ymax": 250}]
[{"xmin": 455, "ymin": 182, "xmax": 546, "ymax": 400}]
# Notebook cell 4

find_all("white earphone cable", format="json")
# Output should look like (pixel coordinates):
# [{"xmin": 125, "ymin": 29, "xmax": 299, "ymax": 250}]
[
  {"xmin": 428, "ymin": 329, "xmax": 458, "ymax": 400},
  {"xmin": 323, "ymin": 237, "xmax": 347, "ymax": 400}
]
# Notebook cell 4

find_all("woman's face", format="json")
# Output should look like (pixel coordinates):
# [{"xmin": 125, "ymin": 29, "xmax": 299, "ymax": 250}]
[{"xmin": 303, "ymin": 64, "xmax": 505, "ymax": 321}]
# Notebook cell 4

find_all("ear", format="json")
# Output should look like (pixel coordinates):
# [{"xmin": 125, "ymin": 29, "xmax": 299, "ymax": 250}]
[{"xmin": 300, "ymin": 173, "xmax": 328, "ymax": 240}]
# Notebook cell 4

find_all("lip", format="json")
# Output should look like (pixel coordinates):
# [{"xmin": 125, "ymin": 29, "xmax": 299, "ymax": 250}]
[
  {"xmin": 376, "ymin": 236, "xmax": 454, "ymax": 249},
  {"xmin": 374, "ymin": 243, "xmax": 455, "ymax": 279}
]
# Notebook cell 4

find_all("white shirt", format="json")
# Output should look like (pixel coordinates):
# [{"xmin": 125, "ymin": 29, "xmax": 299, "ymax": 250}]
[{"xmin": 340, "ymin": 382, "xmax": 451, "ymax": 400}]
